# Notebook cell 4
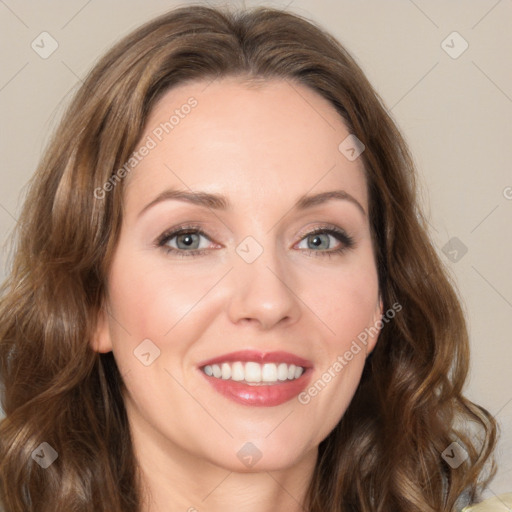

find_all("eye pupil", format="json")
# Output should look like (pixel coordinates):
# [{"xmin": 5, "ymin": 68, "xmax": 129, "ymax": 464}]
[
  {"xmin": 178, "ymin": 233, "xmax": 198, "ymax": 248},
  {"xmin": 309, "ymin": 234, "xmax": 328, "ymax": 249}
]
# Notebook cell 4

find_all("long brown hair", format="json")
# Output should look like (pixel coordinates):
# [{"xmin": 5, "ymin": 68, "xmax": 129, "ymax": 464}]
[{"xmin": 0, "ymin": 4, "xmax": 498, "ymax": 511}]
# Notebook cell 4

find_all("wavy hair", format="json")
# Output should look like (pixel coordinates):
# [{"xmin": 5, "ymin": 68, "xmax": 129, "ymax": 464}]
[{"xmin": 0, "ymin": 4, "xmax": 498, "ymax": 511}]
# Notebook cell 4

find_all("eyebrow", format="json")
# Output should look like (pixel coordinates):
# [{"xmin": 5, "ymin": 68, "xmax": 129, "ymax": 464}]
[{"xmin": 137, "ymin": 188, "xmax": 366, "ymax": 218}]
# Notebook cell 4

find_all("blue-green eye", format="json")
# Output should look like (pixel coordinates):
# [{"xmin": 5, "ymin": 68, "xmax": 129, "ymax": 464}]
[
  {"xmin": 296, "ymin": 227, "xmax": 355, "ymax": 257},
  {"xmin": 303, "ymin": 233, "xmax": 330, "ymax": 250},
  {"xmin": 169, "ymin": 231, "xmax": 202, "ymax": 250},
  {"xmin": 156, "ymin": 225, "xmax": 211, "ymax": 257},
  {"xmin": 156, "ymin": 224, "xmax": 355, "ymax": 258}
]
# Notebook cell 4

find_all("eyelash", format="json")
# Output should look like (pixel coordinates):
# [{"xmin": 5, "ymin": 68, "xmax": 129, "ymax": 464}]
[{"xmin": 155, "ymin": 223, "xmax": 355, "ymax": 258}]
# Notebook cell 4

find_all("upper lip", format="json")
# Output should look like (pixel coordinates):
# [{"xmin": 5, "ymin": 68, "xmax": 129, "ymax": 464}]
[{"xmin": 197, "ymin": 350, "xmax": 313, "ymax": 369}]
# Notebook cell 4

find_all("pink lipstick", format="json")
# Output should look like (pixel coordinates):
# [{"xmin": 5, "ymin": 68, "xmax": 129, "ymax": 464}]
[{"xmin": 197, "ymin": 350, "xmax": 313, "ymax": 407}]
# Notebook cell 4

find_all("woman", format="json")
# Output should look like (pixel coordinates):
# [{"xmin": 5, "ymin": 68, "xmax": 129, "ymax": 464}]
[{"xmin": 0, "ymin": 4, "xmax": 503, "ymax": 511}]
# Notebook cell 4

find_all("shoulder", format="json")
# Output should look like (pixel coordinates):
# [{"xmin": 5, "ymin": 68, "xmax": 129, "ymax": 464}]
[{"xmin": 461, "ymin": 493, "xmax": 512, "ymax": 511}]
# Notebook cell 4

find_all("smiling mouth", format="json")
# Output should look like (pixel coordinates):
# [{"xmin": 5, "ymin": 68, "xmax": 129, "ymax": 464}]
[
  {"xmin": 201, "ymin": 361, "xmax": 304, "ymax": 385},
  {"xmin": 197, "ymin": 350, "xmax": 313, "ymax": 406}
]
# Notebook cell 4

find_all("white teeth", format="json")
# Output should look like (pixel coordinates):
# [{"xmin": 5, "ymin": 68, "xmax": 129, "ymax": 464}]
[
  {"xmin": 202, "ymin": 361, "xmax": 305, "ymax": 384},
  {"xmin": 231, "ymin": 362, "xmax": 244, "ymax": 381},
  {"xmin": 221, "ymin": 362, "xmax": 231, "ymax": 380},
  {"xmin": 261, "ymin": 363, "xmax": 277, "ymax": 382},
  {"xmin": 277, "ymin": 363, "xmax": 288, "ymax": 381},
  {"xmin": 244, "ymin": 362, "xmax": 261, "ymax": 382}
]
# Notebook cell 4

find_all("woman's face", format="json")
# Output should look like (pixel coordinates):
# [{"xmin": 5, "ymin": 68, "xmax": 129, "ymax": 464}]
[{"xmin": 93, "ymin": 77, "xmax": 382, "ymax": 472}]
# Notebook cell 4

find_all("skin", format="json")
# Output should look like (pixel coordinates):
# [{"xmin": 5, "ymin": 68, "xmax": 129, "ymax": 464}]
[{"xmin": 92, "ymin": 77, "xmax": 383, "ymax": 512}]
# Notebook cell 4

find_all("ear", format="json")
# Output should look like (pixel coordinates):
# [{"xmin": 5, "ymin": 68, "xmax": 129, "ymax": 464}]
[
  {"xmin": 90, "ymin": 304, "xmax": 113, "ymax": 353},
  {"xmin": 366, "ymin": 295, "xmax": 384, "ymax": 356}
]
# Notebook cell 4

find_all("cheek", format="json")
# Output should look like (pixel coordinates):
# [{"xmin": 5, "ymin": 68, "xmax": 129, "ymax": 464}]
[
  {"xmin": 104, "ymin": 243, "xmax": 222, "ymax": 378},
  {"xmin": 295, "ymin": 252, "xmax": 379, "ymax": 423},
  {"xmin": 106, "ymin": 246, "xmax": 209, "ymax": 336},
  {"xmin": 303, "ymin": 256, "xmax": 380, "ymax": 350}
]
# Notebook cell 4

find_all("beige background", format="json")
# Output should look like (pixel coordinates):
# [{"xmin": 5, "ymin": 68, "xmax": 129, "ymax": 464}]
[{"xmin": 0, "ymin": 0, "xmax": 510, "ymax": 499}]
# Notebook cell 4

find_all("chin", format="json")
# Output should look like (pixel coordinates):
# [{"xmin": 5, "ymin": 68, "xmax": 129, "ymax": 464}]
[{"xmin": 202, "ymin": 435, "xmax": 317, "ymax": 473}]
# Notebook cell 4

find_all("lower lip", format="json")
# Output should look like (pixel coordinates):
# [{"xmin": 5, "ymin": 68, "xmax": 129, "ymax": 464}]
[{"xmin": 199, "ymin": 369, "xmax": 312, "ymax": 407}]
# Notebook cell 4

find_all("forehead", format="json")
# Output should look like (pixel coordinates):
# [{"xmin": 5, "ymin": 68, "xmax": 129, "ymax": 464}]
[{"xmin": 123, "ymin": 77, "xmax": 368, "ymax": 218}]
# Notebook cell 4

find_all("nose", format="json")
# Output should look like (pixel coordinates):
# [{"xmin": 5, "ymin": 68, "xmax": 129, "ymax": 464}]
[{"xmin": 225, "ymin": 237, "xmax": 301, "ymax": 331}]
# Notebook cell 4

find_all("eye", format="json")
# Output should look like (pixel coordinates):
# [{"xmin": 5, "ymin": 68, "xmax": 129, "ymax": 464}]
[
  {"xmin": 296, "ymin": 226, "xmax": 355, "ymax": 257},
  {"xmin": 156, "ymin": 224, "xmax": 214, "ymax": 257},
  {"xmin": 155, "ymin": 224, "xmax": 355, "ymax": 258}
]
